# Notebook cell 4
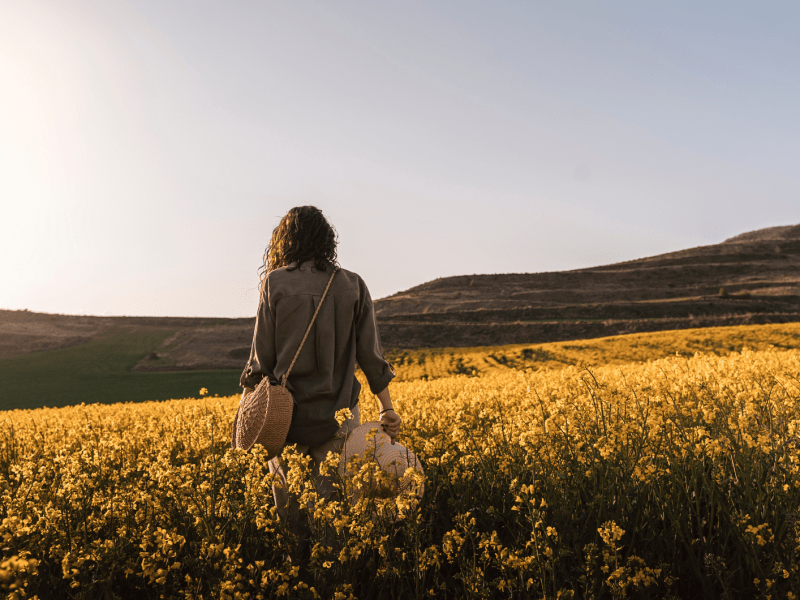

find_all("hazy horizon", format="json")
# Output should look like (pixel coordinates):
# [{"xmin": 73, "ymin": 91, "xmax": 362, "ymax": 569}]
[
  {"xmin": 3, "ymin": 217, "xmax": 797, "ymax": 320},
  {"xmin": 3, "ymin": 1, "xmax": 798, "ymax": 318}
]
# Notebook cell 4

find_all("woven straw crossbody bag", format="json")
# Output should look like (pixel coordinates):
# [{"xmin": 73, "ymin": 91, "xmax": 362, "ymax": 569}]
[{"xmin": 231, "ymin": 266, "xmax": 338, "ymax": 459}]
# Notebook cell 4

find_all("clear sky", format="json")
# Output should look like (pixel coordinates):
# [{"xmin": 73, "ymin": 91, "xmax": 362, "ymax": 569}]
[{"xmin": 2, "ymin": 1, "xmax": 798, "ymax": 318}]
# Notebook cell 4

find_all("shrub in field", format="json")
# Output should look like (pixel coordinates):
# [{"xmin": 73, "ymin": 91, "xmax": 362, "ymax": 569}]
[{"xmin": 2, "ymin": 347, "xmax": 800, "ymax": 598}]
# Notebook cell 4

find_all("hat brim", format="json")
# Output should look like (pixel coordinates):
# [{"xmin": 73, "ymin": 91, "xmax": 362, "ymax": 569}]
[{"xmin": 339, "ymin": 421, "xmax": 426, "ymax": 508}]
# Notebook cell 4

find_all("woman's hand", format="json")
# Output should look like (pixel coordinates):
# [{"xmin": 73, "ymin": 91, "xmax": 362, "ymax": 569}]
[{"xmin": 379, "ymin": 409, "xmax": 402, "ymax": 445}]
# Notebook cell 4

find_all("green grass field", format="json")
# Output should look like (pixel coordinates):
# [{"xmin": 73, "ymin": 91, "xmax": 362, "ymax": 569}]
[
  {"xmin": 0, "ymin": 330, "xmax": 242, "ymax": 411},
  {"xmin": 2, "ymin": 322, "xmax": 799, "ymax": 412}
]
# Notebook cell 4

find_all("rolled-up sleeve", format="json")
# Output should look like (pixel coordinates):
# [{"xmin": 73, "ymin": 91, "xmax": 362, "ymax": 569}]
[
  {"xmin": 240, "ymin": 290, "xmax": 278, "ymax": 389},
  {"xmin": 355, "ymin": 278, "xmax": 396, "ymax": 394}
]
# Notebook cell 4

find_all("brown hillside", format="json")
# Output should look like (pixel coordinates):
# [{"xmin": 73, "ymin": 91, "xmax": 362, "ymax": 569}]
[
  {"xmin": 374, "ymin": 225, "xmax": 800, "ymax": 316},
  {"xmin": 2, "ymin": 223, "xmax": 799, "ymax": 368},
  {"xmin": 0, "ymin": 311, "xmax": 253, "ymax": 370},
  {"xmin": 370, "ymin": 224, "xmax": 800, "ymax": 347}
]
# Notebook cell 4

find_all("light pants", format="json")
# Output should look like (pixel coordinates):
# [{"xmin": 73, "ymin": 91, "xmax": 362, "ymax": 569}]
[{"xmin": 268, "ymin": 404, "xmax": 361, "ymax": 559}]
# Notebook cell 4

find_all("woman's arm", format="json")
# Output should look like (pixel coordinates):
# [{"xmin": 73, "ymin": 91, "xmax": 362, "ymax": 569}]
[
  {"xmin": 240, "ymin": 292, "xmax": 278, "ymax": 390},
  {"xmin": 355, "ymin": 278, "xmax": 396, "ymax": 395},
  {"xmin": 376, "ymin": 386, "xmax": 393, "ymax": 412},
  {"xmin": 377, "ymin": 386, "xmax": 401, "ymax": 444}
]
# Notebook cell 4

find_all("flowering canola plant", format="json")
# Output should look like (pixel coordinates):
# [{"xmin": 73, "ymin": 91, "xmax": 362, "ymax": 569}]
[{"xmin": 3, "ymin": 347, "xmax": 800, "ymax": 598}]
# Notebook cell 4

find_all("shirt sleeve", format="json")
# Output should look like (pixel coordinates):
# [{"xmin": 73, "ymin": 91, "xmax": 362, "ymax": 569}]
[
  {"xmin": 239, "ymin": 288, "xmax": 278, "ymax": 389},
  {"xmin": 355, "ymin": 277, "xmax": 396, "ymax": 394}
]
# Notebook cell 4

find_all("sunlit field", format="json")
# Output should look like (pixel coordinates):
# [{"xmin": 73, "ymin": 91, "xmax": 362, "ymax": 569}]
[
  {"xmin": 383, "ymin": 322, "xmax": 800, "ymax": 382},
  {"xmin": 3, "ymin": 322, "xmax": 799, "ymax": 412},
  {"xmin": 3, "ymin": 334, "xmax": 800, "ymax": 597}
]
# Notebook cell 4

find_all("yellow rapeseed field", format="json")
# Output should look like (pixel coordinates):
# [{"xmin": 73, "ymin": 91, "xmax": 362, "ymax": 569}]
[
  {"xmin": 383, "ymin": 322, "xmax": 800, "ymax": 382},
  {"xmin": 3, "ymin": 345, "xmax": 800, "ymax": 599}
]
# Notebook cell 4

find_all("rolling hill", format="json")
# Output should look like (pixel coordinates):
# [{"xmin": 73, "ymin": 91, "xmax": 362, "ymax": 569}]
[{"xmin": 2, "ymin": 223, "xmax": 799, "ymax": 370}]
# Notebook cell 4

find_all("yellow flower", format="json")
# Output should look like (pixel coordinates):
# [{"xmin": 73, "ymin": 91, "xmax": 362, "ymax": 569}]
[
  {"xmin": 334, "ymin": 407, "xmax": 353, "ymax": 426},
  {"xmin": 5, "ymin": 340, "xmax": 800, "ymax": 596}
]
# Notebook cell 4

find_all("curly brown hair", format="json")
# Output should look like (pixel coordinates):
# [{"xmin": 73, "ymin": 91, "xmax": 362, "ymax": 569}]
[{"xmin": 259, "ymin": 206, "xmax": 340, "ymax": 296}]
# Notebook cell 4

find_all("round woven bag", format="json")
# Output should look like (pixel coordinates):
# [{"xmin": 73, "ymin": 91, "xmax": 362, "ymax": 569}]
[
  {"xmin": 231, "ymin": 381, "xmax": 293, "ymax": 460},
  {"xmin": 339, "ymin": 421, "xmax": 425, "ymax": 518}
]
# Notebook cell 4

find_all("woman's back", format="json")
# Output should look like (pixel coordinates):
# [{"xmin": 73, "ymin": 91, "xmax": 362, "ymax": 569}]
[{"xmin": 240, "ymin": 259, "xmax": 395, "ymax": 447}]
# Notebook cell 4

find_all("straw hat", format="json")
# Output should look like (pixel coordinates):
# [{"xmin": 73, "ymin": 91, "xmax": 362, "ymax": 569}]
[
  {"xmin": 231, "ymin": 383, "xmax": 293, "ymax": 459},
  {"xmin": 339, "ymin": 421, "xmax": 425, "ymax": 517}
]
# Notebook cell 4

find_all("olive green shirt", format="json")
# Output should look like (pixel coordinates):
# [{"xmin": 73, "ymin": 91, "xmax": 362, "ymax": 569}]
[{"xmin": 240, "ymin": 260, "xmax": 396, "ymax": 447}]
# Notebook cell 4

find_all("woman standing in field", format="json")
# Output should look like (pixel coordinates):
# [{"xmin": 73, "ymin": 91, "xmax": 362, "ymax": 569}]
[{"xmin": 239, "ymin": 205, "xmax": 400, "ymax": 562}]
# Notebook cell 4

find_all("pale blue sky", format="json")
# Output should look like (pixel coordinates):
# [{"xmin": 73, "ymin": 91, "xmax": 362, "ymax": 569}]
[{"xmin": 2, "ymin": 1, "xmax": 798, "ymax": 317}]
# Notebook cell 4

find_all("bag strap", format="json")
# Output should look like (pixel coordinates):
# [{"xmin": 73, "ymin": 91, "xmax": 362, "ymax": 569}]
[{"xmin": 281, "ymin": 266, "xmax": 339, "ymax": 387}]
